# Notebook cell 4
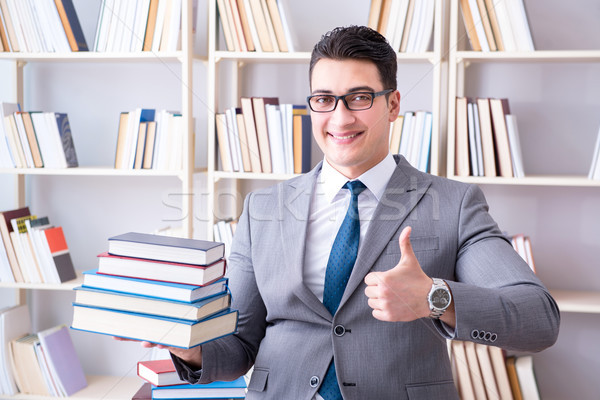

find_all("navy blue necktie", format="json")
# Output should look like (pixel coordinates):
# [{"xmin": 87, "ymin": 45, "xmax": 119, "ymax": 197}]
[{"xmin": 319, "ymin": 180, "xmax": 366, "ymax": 400}]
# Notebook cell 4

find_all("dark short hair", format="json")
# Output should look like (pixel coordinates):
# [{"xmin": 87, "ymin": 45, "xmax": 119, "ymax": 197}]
[{"xmin": 309, "ymin": 25, "xmax": 397, "ymax": 91}]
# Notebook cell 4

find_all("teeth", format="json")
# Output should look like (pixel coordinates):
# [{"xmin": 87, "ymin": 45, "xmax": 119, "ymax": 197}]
[{"xmin": 331, "ymin": 133, "xmax": 359, "ymax": 139}]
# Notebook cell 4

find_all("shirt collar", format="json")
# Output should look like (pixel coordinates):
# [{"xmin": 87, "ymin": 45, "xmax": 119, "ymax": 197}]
[{"xmin": 319, "ymin": 153, "xmax": 396, "ymax": 203}]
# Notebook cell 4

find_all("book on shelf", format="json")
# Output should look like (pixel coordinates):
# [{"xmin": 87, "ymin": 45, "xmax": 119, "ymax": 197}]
[
  {"xmin": 213, "ymin": 219, "xmax": 237, "ymax": 259},
  {"xmin": 10, "ymin": 215, "xmax": 43, "ymax": 283},
  {"xmin": 9, "ymin": 334, "xmax": 50, "ymax": 396},
  {"xmin": 9, "ymin": 111, "xmax": 35, "ymax": 168},
  {"xmin": 81, "ymin": 269, "xmax": 229, "ymax": 303},
  {"xmin": 474, "ymin": 343, "xmax": 500, "ymax": 399},
  {"xmin": 0, "ymin": 230, "xmax": 13, "ymax": 283},
  {"xmin": 368, "ymin": 0, "xmax": 434, "ymax": 53},
  {"xmin": 476, "ymin": 97, "xmax": 497, "ymax": 177},
  {"xmin": 293, "ymin": 113, "xmax": 313, "ymax": 174},
  {"xmin": 455, "ymin": 97, "xmax": 470, "ymax": 177},
  {"xmin": 54, "ymin": 0, "xmax": 88, "ymax": 51},
  {"xmin": 0, "ymin": 206, "xmax": 29, "ymax": 283},
  {"xmin": 52, "ymin": 112, "xmax": 79, "ymax": 168},
  {"xmin": 224, "ymin": 107, "xmax": 244, "ymax": 172},
  {"xmin": 240, "ymin": 96, "xmax": 263, "ymax": 173},
  {"xmin": 71, "ymin": 304, "xmax": 239, "ymax": 349},
  {"xmin": 488, "ymin": 345, "xmax": 514, "ymax": 400},
  {"xmin": 37, "ymin": 325, "xmax": 87, "ymax": 396},
  {"xmin": 489, "ymin": 98, "xmax": 514, "ymax": 177},
  {"xmin": 216, "ymin": 0, "xmax": 236, "ymax": 51},
  {"xmin": 18, "ymin": 111, "xmax": 44, "ymax": 168},
  {"xmin": 449, "ymin": 340, "xmax": 476, "ymax": 400},
  {"xmin": 137, "ymin": 358, "xmax": 186, "ymax": 387},
  {"xmin": 74, "ymin": 286, "xmax": 231, "ymax": 321},
  {"xmin": 151, "ymin": 375, "xmax": 247, "ymax": 399},
  {"xmin": 0, "ymin": 304, "xmax": 31, "ymax": 396},
  {"xmin": 389, "ymin": 114, "xmax": 404, "ymax": 156},
  {"xmin": 510, "ymin": 233, "xmax": 536, "ymax": 273},
  {"xmin": 108, "ymin": 232, "xmax": 225, "ymax": 266},
  {"xmin": 466, "ymin": 0, "xmax": 490, "ymax": 51},
  {"xmin": 97, "ymin": 252, "xmax": 227, "ymax": 287},
  {"xmin": 587, "ymin": 123, "xmax": 600, "ymax": 180},
  {"xmin": 42, "ymin": 225, "xmax": 77, "ymax": 283},
  {"xmin": 463, "ymin": 340, "xmax": 487, "ymax": 400}
]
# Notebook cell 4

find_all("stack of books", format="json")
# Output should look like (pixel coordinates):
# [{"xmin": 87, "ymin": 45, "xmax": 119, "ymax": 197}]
[
  {"xmin": 216, "ymin": 99, "xmax": 312, "ymax": 175},
  {"xmin": 0, "ymin": 206, "xmax": 77, "ymax": 284},
  {"xmin": 0, "ymin": 102, "xmax": 79, "ymax": 169},
  {"xmin": 368, "ymin": 0, "xmax": 436, "ymax": 53},
  {"xmin": 71, "ymin": 232, "xmax": 238, "ymax": 349},
  {"xmin": 0, "ymin": 0, "xmax": 87, "ymax": 52},
  {"xmin": 114, "ymin": 109, "xmax": 184, "ymax": 171},
  {"xmin": 459, "ymin": 0, "xmax": 535, "ymax": 52},
  {"xmin": 216, "ymin": 0, "xmax": 296, "ymax": 52},
  {"xmin": 454, "ymin": 97, "xmax": 525, "ymax": 178},
  {"xmin": 510, "ymin": 233, "xmax": 536, "ymax": 273},
  {"xmin": 136, "ymin": 358, "xmax": 247, "ymax": 399},
  {"xmin": 388, "ymin": 110, "xmax": 433, "ymax": 173}
]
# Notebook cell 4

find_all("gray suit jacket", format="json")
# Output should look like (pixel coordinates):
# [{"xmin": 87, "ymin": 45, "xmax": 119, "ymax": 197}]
[{"xmin": 192, "ymin": 156, "xmax": 559, "ymax": 399}]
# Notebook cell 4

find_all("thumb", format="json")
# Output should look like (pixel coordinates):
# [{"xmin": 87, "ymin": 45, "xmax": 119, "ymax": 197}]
[{"xmin": 398, "ymin": 226, "xmax": 416, "ymax": 264}]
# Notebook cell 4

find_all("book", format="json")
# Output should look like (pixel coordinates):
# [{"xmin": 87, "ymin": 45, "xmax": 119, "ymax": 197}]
[
  {"xmin": 53, "ymin": 0, "xmax": 88, "ymax": 51},
  {"xmin": 235, "ymin": 0, "xmax": 255, "ymax": 51},
  {"xmin": 488, "ymin": 345, "xmax": 514, "ymax": 400},
  {"xmin": 505, "ymin": 114, "xmax": 525, "ymax": 178},
  {"xmin": 506, "ymin": 356, "xmax": 524, "ymax": 400},
  {"xmin": 37, "ymin": 325, "xmax": 87, "ymax": 396},
  {"xmin": 475, "ymin": 0, "xmax": 496, "ymax": 51},
  {"xmin": 248, "ymin": 0, "xmax": 273, "ymax": 51},
  {"xmin": 137, "ymin": 358, "xmax": 186, "ymax": 387},
  {"xmin": 292, "ymin": 113, "xmax": 312, "ymax": 174},
  {"xmin": 71, "ymin": 304, "xmax": 239, "ymax": 349},
  {"xmin": 455, "ymin": 97, "xmax": 470, "ymax": 176},
  {"xmin": 515, "ymin": 355, "xmax": 541, "ymax": 400},
  {"xmin": 0, "ymin": 206, "xmax": 29, "ymax": 283},
  {"xmin": 19, "ymin": 112, "xmax": 44, "ymax": 168},
  {"xmin": 82, "ymin": 269, "xmax": 229, "ymax": 303},
  {"xmin": 142, "ymin": 120, "xmax": 157, "ymax": 169},
  {"xmin": 53, "ymin": 113, "xmax": 78, "ymax": 167},
  {"xmin": 451, "ymin": 340, "xmax": 476, "ymax": 400},
  {"xmin": 9, "ymin": 334, "xmax": 50, "ymax": 396},
  {"xmin": 252, "ymin": 96, "xmax": 279, "ymax": 173},
  {"xmin": 240, "ymin": 96, "xmax": 262, "ymax": 172},
  {"xmin": 0, "ymin": 305, "xmax": 31, "ymax": 396},
  {"xmin": 474, "ymin": 344, "xmax": 500, "ymax": 399},
  {"xmin": 108, "ymin": 232, "xmax": 225, "ymax": 266},
  {"xmin": 265, "ymin": 0, "xmax": 287, "ymax": 51},
  {"xmin": 132, "ymin": 382, "xmax": 151, "ymax": 400},
  {"xmin": 459, "ymin": 0, "xmax": 481, "ymax": 51},
  {"xmin": 74, "ymin": 286, "xmax": 230, "ymax": 321},
  {"xmin": 476, "ymin": 98, "xmax": 497, "ymax": 177},
  {"xmin": 97, "ymin": 252, "xmax": 226, "ymax": 286},
  {"xmin": 489, "ymin": 98, "xmax": 514, "ymax": 177},
  {"xmin": 42, "ymin": 226, "xmax": 77, "ymax": 283},
  {"xmin": 463, "ymin": 340, "xmax": 487, "ymax": 400},
  {"xmin": 484, "ymin": 0, "xmax": 504, "ymax": 51},
  {"xmin": 151, "ymin": 375, "xmax": 247, "ymax": 399}
]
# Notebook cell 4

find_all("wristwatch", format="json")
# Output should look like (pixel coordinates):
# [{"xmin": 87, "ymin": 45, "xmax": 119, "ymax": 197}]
[{"xmin": 427, "ymin": 278, "xmax": 452, "ymax": 319}]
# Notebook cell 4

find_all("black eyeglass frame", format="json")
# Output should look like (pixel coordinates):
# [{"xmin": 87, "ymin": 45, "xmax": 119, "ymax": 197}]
[{"xmin": 306, "ymin": 89, "xmax": 395, "ymax": 113}]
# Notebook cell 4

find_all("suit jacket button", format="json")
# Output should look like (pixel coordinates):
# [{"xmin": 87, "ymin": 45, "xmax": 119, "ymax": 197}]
[
  {"xmin": 310, "ymin": 376, "xmax": 320, "ymax": 388},
  {"xmin": 334, "ymin": 325, "xmax": 345, "ymax": 336},
  {"xmin": 471, "ymin": 329, "xmax": 480, "ymax": 339}
]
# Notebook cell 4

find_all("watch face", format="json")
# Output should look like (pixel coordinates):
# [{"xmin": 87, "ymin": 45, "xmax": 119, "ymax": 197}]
[{"xmin": 431, "ymin": 288, "xmax": 450, "ymax": 309}]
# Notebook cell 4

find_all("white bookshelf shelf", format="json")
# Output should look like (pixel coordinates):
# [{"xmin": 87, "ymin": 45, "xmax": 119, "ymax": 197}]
[
  {"xmin": 0, "ymin": 375, "xmax": 142, "ymax": 400},
  {"xmin": 213, "ymin": 170, "xmax": 301, "ymax": 181},
  {"xmin": 0, "ymin": 274, "xmax": 82, "ymax": 291},
  {"xmin": 214, "ymin": 50, "xmax": 439, "ymax": 64},
  {"xmin": 447, "ymin": 175, "xmax": 600, "ymax": 187},
  {"xmin": 455, "ymin": 50, "xmax": 600, "ymax": 63},
  {"xmin": 550, "ymin": 290, "xmax": 600, "ymax": 314},
  {"xmin": 0, "ymin": 52, "xmax": 206, "ymax": 64}
]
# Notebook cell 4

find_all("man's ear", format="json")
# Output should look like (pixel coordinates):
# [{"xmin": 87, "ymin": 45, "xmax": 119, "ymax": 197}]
[{"xmin": 388, "ymin": 90, "xmax": 401, "ymax": 122}]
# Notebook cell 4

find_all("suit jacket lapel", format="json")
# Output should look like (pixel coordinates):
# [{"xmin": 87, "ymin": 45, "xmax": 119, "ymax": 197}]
[
  {"xmin": 340, "ymin": 157, "xmax": 432, "ymax": 309},
  {"xmin": 279, "ymin": 162, "xmax": 332, "ymax": 321}
]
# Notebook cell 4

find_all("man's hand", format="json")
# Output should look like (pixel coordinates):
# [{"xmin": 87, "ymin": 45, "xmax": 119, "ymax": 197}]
[
  {"xmin": 113, "ymin": 337, "xmax": 203, "ymax": 369},
  {"xmin": 364, "ymin": 226, "xmax": 432, "ymax": 322}
]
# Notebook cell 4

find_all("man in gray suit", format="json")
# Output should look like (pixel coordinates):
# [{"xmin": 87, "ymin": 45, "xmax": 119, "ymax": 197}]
[{"xmin": 151, "ymin": 26, "xmax": 560, "ymax": 399}]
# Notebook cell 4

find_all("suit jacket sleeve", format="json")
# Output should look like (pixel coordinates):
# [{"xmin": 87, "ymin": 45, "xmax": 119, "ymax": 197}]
[{"xmin": 446, "ymin": 183, "xmax": 560, "ymax": 351}]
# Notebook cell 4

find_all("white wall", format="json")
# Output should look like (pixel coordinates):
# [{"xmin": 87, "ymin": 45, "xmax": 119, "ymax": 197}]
[{"xmin": 1, "ymin": 0, "xmax": 599, "ymax": 398}]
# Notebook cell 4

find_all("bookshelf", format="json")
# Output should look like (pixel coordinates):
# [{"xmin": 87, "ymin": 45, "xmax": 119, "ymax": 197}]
[
  {"xmin": 447, "ymin": 0, "xmax": 600, "ymax": 398},
  {"xmin": 0, "ymin": 1, "xmax": 200, "ymax": 398},
  {"xmin": 205, "ymin": 0, "xmax": 449, "ymax": 237}
]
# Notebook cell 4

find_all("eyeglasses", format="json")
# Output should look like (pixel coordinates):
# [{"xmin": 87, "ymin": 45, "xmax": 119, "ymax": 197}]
[{"xmin": 306, "ymin": 89, "xmax": 394, "ymax": 113}]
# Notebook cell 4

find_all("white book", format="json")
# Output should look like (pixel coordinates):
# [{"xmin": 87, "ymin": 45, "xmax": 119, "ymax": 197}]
[
  {"xmin": 0, "ymin": 234, "xmax": 14, "ymax": 283},
  {"xmin": 14, "ymin": 0, "xmax": 41, "ymax": 52},
  {"xmin": 131, "ymin": 0, "xmax": 152, "ymax": 52},
  {"xmin": 276, "ymin": 0, "xmax": 296, "ymax": 52},
  {"xmin": 165, "ymin": 0, "xmax": 182, "ymax": 51},
  {"xmin": 506, "ymin": 0, "xmax": 534, "ymax": 51},
  {"xmin": 398, "ymin": 111, "xmax": 414, "ymax": 158},
  {"xmin": 515, "ymin": 356, "xmax": 541, "ymax": 400},
  {"xmin": 279, "ymin": 104, "xmax": 294, "ymax": 174},
  {"xmin": 12, "ymin": 112, "xmax": 34, "ymax": 168},
  {"xmin": 0, "ymin": 305, "xmax": 31, "ymax": 395},
  {"xmin": 0, "ymin": 109, "xmax": 15, "ymax": 168},
  {"xmin": 417, "ymin": 111, "xmax": 432, "ymax": 172},
  {"xmin": 416, "ymin": 0, "xmax": 435, "ymax": 52},
  {"xmin": 265, "ymin": 104, "xmax": 286, "ymax": 174},
  {"xmin": 405, "ymin": 0, "xmax": 423, "ymax": 53},
  {"xmin": 225, "ymin": 108, "xmax": 242, "ymax": 172},
  {"xmin": 168, "ymin": 114, "xmax": 184, "ymax": 170},
  {"xmin": 28, "ymin": 0, "xmax": 53, "ymax": 52},
  {"xmin": 390, "ymin": 0, "xmax": 410, "ymax": 51},
  {"xmin": 384, "ymin": 0, "xmax": 401, "ymax": 45},
  {"xmin": 30, "ymin": 112, "xmax": 59, "ymax": 169},
  {"xmin": 505, "ymin": 114, "xmax": 525, "ymax": 178},
  {"xmin": 95, "ymin": 0, "xmax": 114, "ymax": 52},
  {"xmin": 5, "ymin": 0, "xmax": 28, "ymax": 52},
  {"xmin": 472, "ymin": 102, "xmax": 484, "ymax": 176},
  {"xmin": 408, "ymin": 110, "xmax": 425, "ymax": 167},
  {"xmin": 260, "ymin": 0, "xmax": 279, "ymax": 52},
  {"xmin": 44, "ymin": 112, "xmax": 68, "ymax": 169},
  {"xmin": 243, "ymin": 0, "xmax": 261, "ymax": 51},
  {"xmin": 467, "ymin": 0, "xmax": 489, "ymax": 52},
  {"xmin": 118, "ymin": 0, "xmax": 137, "ymax": 52},
  {"xmin": 588, "ymin": 124, "xmax": 600, "ymax": 179},
  {"xmin": 490, "ymin": 0, "xmax": 516, "ymax": 52}
]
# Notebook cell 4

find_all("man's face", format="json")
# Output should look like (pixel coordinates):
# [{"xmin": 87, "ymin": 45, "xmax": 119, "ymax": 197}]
[{"xmin": 309, "ymin": 58, "xmax": 400, "ymax": 179}]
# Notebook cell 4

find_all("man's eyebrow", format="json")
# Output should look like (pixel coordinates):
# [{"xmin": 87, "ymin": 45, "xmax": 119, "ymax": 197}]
[{"xmin": 310, "ymin": 86, "xmax": 376, "ymax": 95}]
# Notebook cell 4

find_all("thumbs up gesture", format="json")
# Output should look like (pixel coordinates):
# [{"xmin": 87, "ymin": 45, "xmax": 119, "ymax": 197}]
[{"xmin": 364, "ymin": 226, "xmax": 433, "ymax": 322}]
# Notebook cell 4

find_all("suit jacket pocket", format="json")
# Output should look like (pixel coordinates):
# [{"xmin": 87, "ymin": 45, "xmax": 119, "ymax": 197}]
[
  {"xmin": 384, "ymin": 235, "xmax": 439, "ymax": 255},
  {"xmin": 247, "ymin": 367, "xmax": 268, "ymax": 392},
  {"xmin": 406, "ymin": 380, "xmax": 459, "ymax": 399}
]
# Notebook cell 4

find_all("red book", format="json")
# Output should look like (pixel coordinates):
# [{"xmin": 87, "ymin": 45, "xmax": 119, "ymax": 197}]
[
  {"xmin": 137, "ymin": 359, "xmax": 186, "ymax": 387},
  {"xmin": 97, "ymin": 252, "xmax": 226, "ymax": 286},
  {"xmin": 44, "ymin": 226, "xmax": 77, "ymax": 283}
]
